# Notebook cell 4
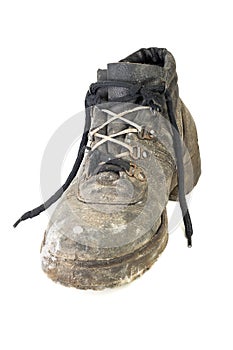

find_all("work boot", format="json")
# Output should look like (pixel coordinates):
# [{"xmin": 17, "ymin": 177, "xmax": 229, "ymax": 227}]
[{"xmin": 14, "ymin": 48, "xmax": 201, "ymax": 290}]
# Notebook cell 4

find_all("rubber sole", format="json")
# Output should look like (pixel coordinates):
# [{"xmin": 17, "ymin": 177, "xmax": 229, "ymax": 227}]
[{"xmin": 42, "ymin": 210, "xmax": 168, "ymax": 290}]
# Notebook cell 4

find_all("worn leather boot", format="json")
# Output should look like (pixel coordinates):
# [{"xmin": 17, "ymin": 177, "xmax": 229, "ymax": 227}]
[{"xmin": 14, "ymin": 48, "xmax": 201, "ymax": 290}]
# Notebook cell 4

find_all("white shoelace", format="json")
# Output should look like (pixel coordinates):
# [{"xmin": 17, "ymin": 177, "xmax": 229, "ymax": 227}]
[{"xmin": 89, "ymin": 106, "xmax": 150, "ymax": 159}]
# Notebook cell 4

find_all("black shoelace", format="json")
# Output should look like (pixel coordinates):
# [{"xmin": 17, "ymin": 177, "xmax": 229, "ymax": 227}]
[{"xmin": 14, "ymin": 80, "xmax": 193, "ymax": 247}]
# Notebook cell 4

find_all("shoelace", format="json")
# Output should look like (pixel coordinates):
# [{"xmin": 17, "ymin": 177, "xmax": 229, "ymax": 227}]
[
  {"xmin": 90, "ymin": 106, "xmax": 150, "ymax": 158},
  {"xmin": 14, "ymin": 80, "xmax": 193, "ymax": 248}
]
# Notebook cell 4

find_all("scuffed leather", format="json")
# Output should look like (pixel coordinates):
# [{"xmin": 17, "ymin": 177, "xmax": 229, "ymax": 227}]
[{"xmin": 41, "ymin": 48, "xmax": 201, "ymax": 289}]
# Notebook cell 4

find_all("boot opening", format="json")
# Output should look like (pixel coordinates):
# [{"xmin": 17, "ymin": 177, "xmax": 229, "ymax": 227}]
[{"xmin": 120, "ymin": 47, "xmax": 166, "ymax": 67}]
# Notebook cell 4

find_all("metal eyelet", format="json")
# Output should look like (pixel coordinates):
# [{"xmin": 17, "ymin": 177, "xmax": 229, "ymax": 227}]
[
  {"xmin": 138, "ymin": 126, "xmax": 156, "ymax": 140},
  {"xmin": 126, "ymin": 163, "xmax": 146, "ymax": 182},
  {"xmin": 130, "ymin": 146, "xmax": 141, "ymax": 159},
  {"xmin": 138, "ymin": 126, "xmax": 148, "ymax": 139}
]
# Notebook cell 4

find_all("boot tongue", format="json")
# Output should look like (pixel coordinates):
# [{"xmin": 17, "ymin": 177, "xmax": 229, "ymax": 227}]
[{"xmin": 107, "ymin": 62, "xmax": 164, "ymax": 101}]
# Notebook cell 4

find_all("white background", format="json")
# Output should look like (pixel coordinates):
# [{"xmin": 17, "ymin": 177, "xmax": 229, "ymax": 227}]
[{"xmin": 1, "ymin": 1, "xmax": 233, "ymax": 349}]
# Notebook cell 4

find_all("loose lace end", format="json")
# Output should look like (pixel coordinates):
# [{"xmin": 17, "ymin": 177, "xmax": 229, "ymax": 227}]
[
  {"xmin": 13, "ymin": 211, "xmax": 33, "ymax": 228},
  {"xmin": 13, "ymin": 218, "xmax": 22, "ymax": 228},
  {"xmin": 187, "ymin": 236, "xmax": 192, "ymax": 248},
  {"xmin": 183, "ymin": 210, "xmax": 193, "ymax": 248}
]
